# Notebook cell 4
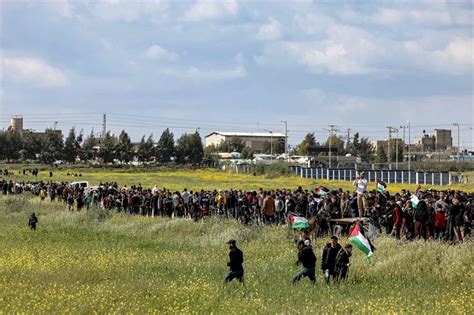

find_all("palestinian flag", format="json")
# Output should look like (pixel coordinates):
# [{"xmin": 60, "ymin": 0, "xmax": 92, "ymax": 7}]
[
  {"xmin": 375, "ymin": 180, "xmax": 387, "ymax": 194},
  {"xmin": 316, "ymin": 186, "xmax": 329, "ymax": 196},
  {"xmin": 289, "ymin": 215, "xmax": 309, "ymax": 229},
  {"xmin": 348, "ymin": 220, "xmax": 375, "ymax": 261},
  {"xmin": 410, "ymin": 195, "xmax": 419, "ymax": 209}
]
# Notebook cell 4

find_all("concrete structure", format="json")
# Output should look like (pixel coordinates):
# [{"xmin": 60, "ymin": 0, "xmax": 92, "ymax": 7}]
[
  {"xmin": 205, "ymin": 131, "xmax": 286, "ymax": 153},
  {"xmin": 434, "ymin": 129, "xmax": 452, "ymax": 150},
  {"xmin": 415, "ymin": 135, "xmax": 436, "ymax": 151},
  {"xmin": 10, "ymin": 115, "xmax": 23, "ymax": 135}
]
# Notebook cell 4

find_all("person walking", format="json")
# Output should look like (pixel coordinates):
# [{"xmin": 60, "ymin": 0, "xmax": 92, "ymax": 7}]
[
  {"xmin": 292, "ymin": 240, "xmax": 317, "ymax": 284},
  {"xmin": 28, "ymin": 213, "xmax": 38, "ymax": 230},
  {"xmin": 224, "ymin": 239, "xmax": 244, "ymax": 284},
  {"xmin": 321, "ymin": 236, "xmax": 342, "ymax": 284},
  {"xmin": 263, "ymin": 192, "xmax": 275, "ymax": 225},
  {"xmin": 335, "ymin": 244, "xmax": 353, "ymax": 282}
]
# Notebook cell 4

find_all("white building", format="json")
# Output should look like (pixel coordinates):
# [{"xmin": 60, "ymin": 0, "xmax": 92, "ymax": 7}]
[{"xmin": 205, "ymin": 131, "xmax": 286, "ymax": 153}]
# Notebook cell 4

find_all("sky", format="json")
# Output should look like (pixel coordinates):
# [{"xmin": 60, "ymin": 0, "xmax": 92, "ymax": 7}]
[{"xmin": 0, "ymin": 0, "xmax": 473, "ymax": 149}]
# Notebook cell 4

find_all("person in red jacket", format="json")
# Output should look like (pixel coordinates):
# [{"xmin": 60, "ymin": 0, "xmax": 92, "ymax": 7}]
[
  {"xmin": 391, "ymin": 200, "xmax": 402, "ymax": 239},
  {"xmin": 434, "ymin": 203, "xmax": 447, "ymax": 240}
]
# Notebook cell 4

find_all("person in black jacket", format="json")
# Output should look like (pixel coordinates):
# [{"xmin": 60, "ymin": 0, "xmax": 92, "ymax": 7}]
[
  {"xmin": 335, "ymin": 244, "xmax": 353, "ymax": 282},
  {"xmin": 321, "ymin": 236, "xmax": 342, "ymax": 284},
  {"xmin": 28, "ymin": 213, "xmax": 38, "ymax": 230},
  {"xmin": 414, "ymin": 197, "xmax": 429, "ymax": 239},
  {"xmin": 224, "ymin": 239, "xmax": 244, "ymax": 283},
  {"xmin": 292, "ymin": 240, "xmax": 317, "ymax": 284}
]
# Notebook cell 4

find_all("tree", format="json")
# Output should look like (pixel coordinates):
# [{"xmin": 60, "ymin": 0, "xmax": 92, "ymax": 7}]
[
  {"xmin": 375, "ymin": 145, "xmax": 387, "ymax": 163},
  {"xmin": 175, "ymin": 131, "xmax": 204, "ymax": 164},
  {"xmin": 136, "ymin": 134, "xmax": 154, "ymax": 162},
  {"xmin": 295, "ymin": 133, "xmax": 316, "ymax": 155},
  {"xmin": 0, "ymin": 131, "xmax": 22, "ymax": 161},
  {"xmin": 190, "ymin": 131, "xmax": 204, "ymax": 164},
  {"xmin": 22, "ymin": 131, "xmax": 43, "ymax": 161},
  {"xmin": 99, "ymin": 131, "xmax": 117, "ymax": 163},
  {"xmin": 262, "ymin": 138, "xmax": 285, "ymax": 154},
  {"xmin": 115, "ymin": 130, "xmax": 133, "ymax": 163},
  {"xmin": 348, "ymin": 132, "xmax": 374, "ymax": 162},
  {"xmin": 81, "ymin": 130, "xmax": 98, "ymax": 161},
  {"xmin": 325, "ymin": 135, "xmax": 346, "ymax": 155},
  {"xmin": 218, "ymin": 138, "xmax": 245, "ymax": 152},
  {"xmin": 358, "ymin": 137, "xmax": 375, "ymax": 162},
  {"xmin": 203, "ymin": 144, "xmax": 220, "ymax": 161},
  {"xmin": 388, "ymin": 139, "xmax": 404, "ymax": 164},
  {"xmin": 155, "ymin": 128, "xmax": 175, "ymax": 163},
  {"xmin": 241, "ymin": 146, "xmax": 254, "ymax": 159},
  {"xmin": 64, "ymin": 128, "xmax": 81, "ymax": 163},
  {"xmin": 40, "ymin": 129, "xmax": 64, "ymax": 164}
]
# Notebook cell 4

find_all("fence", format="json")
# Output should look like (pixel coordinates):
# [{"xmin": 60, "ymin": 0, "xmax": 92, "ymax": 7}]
[{"xmin": 291, "ymin": 166, "xmax": 457, "ymax": 185}]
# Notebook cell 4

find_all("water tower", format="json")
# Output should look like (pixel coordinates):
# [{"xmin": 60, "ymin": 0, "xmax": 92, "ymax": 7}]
[{"xmin": 10, "ymin": 115, "xmax": 24, "ymax": 135}]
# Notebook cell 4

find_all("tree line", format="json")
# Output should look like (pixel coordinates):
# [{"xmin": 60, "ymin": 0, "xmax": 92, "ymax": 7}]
[
  {"xmin": 0, "ymin": 128, "xmax": 204, "ymax": 165},
  {"xmin": 293, "ymin": 132, "xmax": 403, "ymax": 163},
  {"xmin": 0, "ymin": 127, "xmax": 400, "ymax": 165}
]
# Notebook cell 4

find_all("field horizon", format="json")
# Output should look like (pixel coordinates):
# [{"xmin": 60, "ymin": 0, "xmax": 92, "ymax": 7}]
[{"xmin": 2, "ymin": 167, "xmax": 473, "ymax": 193}]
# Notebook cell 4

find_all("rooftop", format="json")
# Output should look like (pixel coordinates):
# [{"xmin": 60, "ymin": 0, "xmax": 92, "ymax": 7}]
[{"xmin": 206, "ymin": 131, "xmax": 286, "ymax": 138}]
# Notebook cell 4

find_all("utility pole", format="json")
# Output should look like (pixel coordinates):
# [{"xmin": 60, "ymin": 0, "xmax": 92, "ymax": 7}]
[
  {"xmin": 386, "ymin": 127, "xmax": 392, "ymax": 165},
  {"xmin": 102, "ymin": 113, "xmax": 107, "ymax": 138},
  {"xmin": 453, "ymin": 123, "xmax": 460, "ymax": 161},
  {"xmin": 408, "ymin": 121, "xmax": 411, "ymax": 172},
  {"xmin": 345, "ymin": 128, "xmax": 351, "ymax": 150},
  {"xmin": 270, "ymin": 131, "xmax": 273, "ymax": 161},
  {"xmin": 281, "ymin": 120, "xmax": 288, "ymax": 159},
  {"xmin": 326, "ymin": 125, "xmax": 337, "ymax": 168},
  {"xmin": 395, "ymin": 128, "xmax": 399, "ymax": 170},
  {"xmin": 387, "ymin": 127, "xmax": 400, "ymax": 169},
  {"xmin": 264, "ymin": 129, "xmax": 273, "ymax": 162},
  {"xmin": 400, "ymin": 125, "xmax": 406, "ymax": 162},
  {"xmin": 399, "ymin": 125, "xmax": 406, "ymax": 144}
]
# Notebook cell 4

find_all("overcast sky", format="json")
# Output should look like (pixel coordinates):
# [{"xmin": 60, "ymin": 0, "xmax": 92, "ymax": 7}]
[{"xmin": 1, "ymin": 0, "xmax": 473, "ymax": 148}]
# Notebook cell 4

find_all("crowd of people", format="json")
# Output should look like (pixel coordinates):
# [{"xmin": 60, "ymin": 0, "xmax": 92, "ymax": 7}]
[{"xmin": 1, "ymin": 171, "xmax": 473, "ymax": 243}]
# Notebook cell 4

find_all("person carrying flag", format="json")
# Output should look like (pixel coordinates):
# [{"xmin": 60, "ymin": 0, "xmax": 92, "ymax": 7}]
[
  {"xmin": 335, "ymin": 244, "xmax": 353, "ymax": 282},
  {"xmin": 348, "ymin": 220, "xmax": 376, "ymax": 261}
]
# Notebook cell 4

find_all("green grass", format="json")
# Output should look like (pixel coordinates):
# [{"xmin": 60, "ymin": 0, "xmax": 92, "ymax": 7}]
[
  {"xmin": 3, "ymin": 167, "xmax": 473, "ymax": 192},
  {"xmin": 1, "ymin": 196, "xmax": 473, "ymax": 314}
]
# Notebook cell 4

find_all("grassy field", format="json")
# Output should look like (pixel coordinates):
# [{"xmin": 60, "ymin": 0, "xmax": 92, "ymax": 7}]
[
  {"xmin": 1, "ymin": 196, "xmax": 473, "ymax": 314},
  {"xmin": 2, "ymin": 167, "xmax": 473, "ymax": 192}
]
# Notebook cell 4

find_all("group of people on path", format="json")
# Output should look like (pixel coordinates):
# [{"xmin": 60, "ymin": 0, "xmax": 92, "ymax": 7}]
[{"xmin": 224, "ymin": 236, "xmax": 353, "ymax": 285}]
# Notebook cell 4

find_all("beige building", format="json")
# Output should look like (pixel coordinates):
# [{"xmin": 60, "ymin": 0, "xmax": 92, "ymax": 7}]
[
  {"xmin": 370, "ymin": 140, "xmax": 388, "ymax": 151},
  {"xmin": 371, "ymin": 139, "xmax": 404, "ymax": 151},
  {"xmin": 205, "ymin": 131, "xmax": 286, "ymax": 153}
]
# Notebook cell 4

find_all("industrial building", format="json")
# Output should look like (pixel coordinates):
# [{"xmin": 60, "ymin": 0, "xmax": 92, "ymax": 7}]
[
  {"xmin": 7, "ymin": 115, "xmax": 62, "ymax": 137},
  {"xmin": 414, "ymin": 129, "xmax": 453, "ymax": 152},
  {"xmin": 10, "ymin": 115, "xmax": 24, "ymax": 135},
  {"xmin": 205, "ymin": 131, "xmax": 286, "ymax": 153},
  {"xmin": 434, "ymin": 129, "xmax": 452, "ymax": 150},
  {"xmin": 415, "ymin": 135, "xmax": 436, "ymax": 151}
]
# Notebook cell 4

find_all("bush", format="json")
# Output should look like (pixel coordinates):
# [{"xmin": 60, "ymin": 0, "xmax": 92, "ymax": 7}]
[{"xmin": 250, "ymin": 162, "xmax": 292, "ymax": 178}]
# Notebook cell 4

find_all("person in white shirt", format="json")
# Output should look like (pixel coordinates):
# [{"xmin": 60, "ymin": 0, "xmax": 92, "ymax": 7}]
[
  {"xmin": 182, "ymin": 188, "xmax": 190, "ymax": 217},
  {"xmin": 353, "ymin": 172, "xmax": 368, "ymax": 216}
]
